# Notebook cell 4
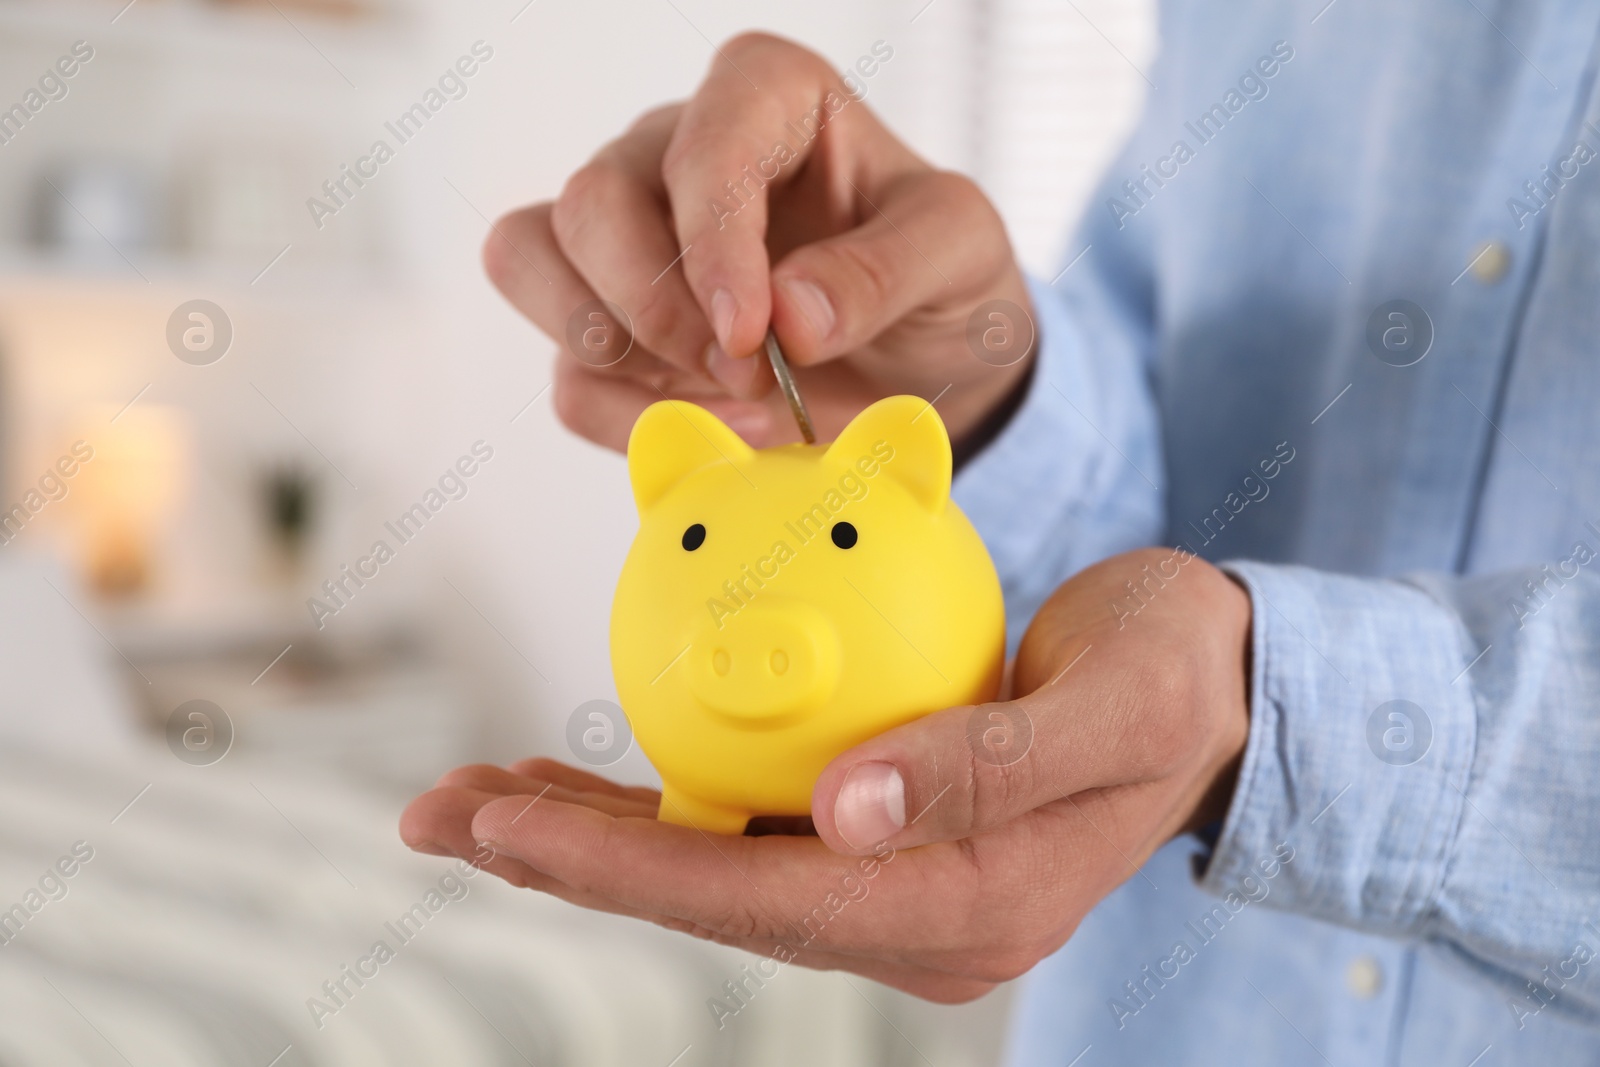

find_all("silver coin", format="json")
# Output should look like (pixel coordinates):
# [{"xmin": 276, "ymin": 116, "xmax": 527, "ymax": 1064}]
[{"xmin": 764, "ymin": 330, "xmax": 816, "ymax": 443}]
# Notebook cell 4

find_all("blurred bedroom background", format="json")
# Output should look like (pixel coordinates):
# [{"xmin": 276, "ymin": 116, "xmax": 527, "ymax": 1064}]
[{"xmin": 0, "ymin": 0, "xmax": 1151, "ymax": 1063}]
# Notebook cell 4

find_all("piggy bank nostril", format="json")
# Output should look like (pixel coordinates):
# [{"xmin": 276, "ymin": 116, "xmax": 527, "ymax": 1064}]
[
  {"xmin": 770, "ymin": 649, "xmax": 789, "ymax": 676},
  {"xmin": 712, "ymin": 648, "xmax": 731, "ymax": 676}
]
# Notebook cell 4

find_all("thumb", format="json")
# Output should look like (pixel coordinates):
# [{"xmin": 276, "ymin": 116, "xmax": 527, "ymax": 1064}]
[
  {"xmin": 811, "ymin": 677, "xmax": 1142, "ymax": 854},
  {"xmin": 769, "ymin": 169, "xmax": 1012, "ymax": 367}
]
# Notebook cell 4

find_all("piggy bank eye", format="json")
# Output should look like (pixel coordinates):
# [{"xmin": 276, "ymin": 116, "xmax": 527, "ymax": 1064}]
[
  {"xmin": 830, "ymin": 521, "xmax": 858, "ymax": 549},
  {"xmin": 681, "ymin": 523, "xmax": 707, "ymax": 551}
]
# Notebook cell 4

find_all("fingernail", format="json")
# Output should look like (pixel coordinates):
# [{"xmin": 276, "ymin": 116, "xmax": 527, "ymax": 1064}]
[
  {"xmin": 782, "ymin": 278, "xmax": 835, "ymax": 342},
  {"xmin": 711, "ymin": 287, "xmax": 738, "ymax": 349},
  {"xmin": 834, "ymin": 761, "xmax": 905, "ymax": 848},
  {"xmin": 407, "ymin": 841, "xmax": 454, "ymax": 857},
  {"xmin": 705, "ymin": 340, "xmax": 760, "ymax": 395}
]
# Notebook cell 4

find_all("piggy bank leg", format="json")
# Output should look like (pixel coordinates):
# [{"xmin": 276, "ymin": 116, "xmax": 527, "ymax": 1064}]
[{"xmin": 657, "ymin": 786, "xmax": 750, "ymax": 835}]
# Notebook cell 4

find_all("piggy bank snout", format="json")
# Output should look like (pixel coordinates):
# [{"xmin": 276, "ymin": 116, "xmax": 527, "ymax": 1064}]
[{"xmin": 687, "ymin": 600, "xmax": 840, "ymax": 722}]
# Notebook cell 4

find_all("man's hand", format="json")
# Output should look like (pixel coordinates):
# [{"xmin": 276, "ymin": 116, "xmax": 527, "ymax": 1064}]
[
  {"xmin": 400, "ymin": 549, "xmax": 1253, "ymax": 1001},
  {"xmin": 484, "ymin": 32, "xmax": 1034, "ymax": 454}
]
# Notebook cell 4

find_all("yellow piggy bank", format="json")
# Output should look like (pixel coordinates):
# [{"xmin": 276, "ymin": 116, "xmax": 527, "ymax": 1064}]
[{"xmin": 610, "ymin": 394, "xmax": 1005, "ymax": 834}]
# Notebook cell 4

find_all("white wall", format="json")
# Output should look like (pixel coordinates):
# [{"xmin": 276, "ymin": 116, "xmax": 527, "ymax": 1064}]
[{"xmin": 0, "ymin": 0, "xmax": 1153, "ymax": 766}]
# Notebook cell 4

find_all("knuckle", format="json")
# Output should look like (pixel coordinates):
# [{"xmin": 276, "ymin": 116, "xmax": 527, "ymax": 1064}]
[
  {"xmin": 703, "ymin": 900, "xmax": 770, "ymax": 941},
  {"xmin": 950, "ymin": 847, "xmax": 1082, "ymax": 983},
  {"xmin": 965, "ymin": 940, "xmax": 1040, "ymax": 984},
  {"xmin": 960, "ymin": 736, "xmax": 1037, "ymax": 831},
  {"xmin": 958, "ymin": 895, "xmax": 1059, "ymax": 983},
  {"xmin": 552, "ymin": 160, "xmax": 629, "ymax": 247},
  {"xmin": 662, "ymin": 36, "xmax": 830, "ymax": 193},
  {"xmin": 657, "ymin": 128, "xmax": 709, "ymax": 191},
  {"xmin": 481, "ymin": 205, "xmax": 549, "ymax": 290},
  {"xmin": 939, "ymin": 746, "xmax": 985, "ymax": 834},
  {"xmin": 433, "ymin": 763, "xmax": 500, "ymax": 790},
  {"xmin": 989, "ymin": 951, "xmax": 1039, "ymax": 983},
  {"xmin": 659, "ymin": 126, "xmax": 756, "ymax": 192},
  {"xmin": 995, "ymin": 752, "xmax": 1041, "ymax": 821},
  {"xmin": 626, "ymin": 101, "xmax": 683, "ymax": 138},
  {"xmin": 550, "ymin": 373, "xmax": 591, "ymax": 438},
  {"xmin": 934, "ymin": 170, "xmax": 995, "ymax": 220},
  {"xmin": 720, "ymin": 30, "xmax": 807, "ymax": 68},
  {"xmin": 1128, "ymin": 655, "xmax": 1197, "ymax": 775},
  {"xmin": 933, "ymin": 170, "xmax": 1002, "ymax": 235},
  {"xmin": 1142, "ymin": 652, "xmax": 1189, "ymax": 710},
  {"xmin": 656, "ymin": 135, "xmax": 695, "ymax": 190},
  {"xmin": 509, "ymin": 756, "xmax": 565, "ymax": 780},
  {"xmin": 926, "ymin": 169, "xmax": 1011, "ymax": 273},
  {"xmin": 628, "ymin": 286, "xmax": 693, "ymax": 355},
  {"xmin": 820, "ymin": 239, "xmax": 898, "ymax": 318},
  {"xmin": 549, "ymin": 367, "xmax": 637, "ymax": 453}
]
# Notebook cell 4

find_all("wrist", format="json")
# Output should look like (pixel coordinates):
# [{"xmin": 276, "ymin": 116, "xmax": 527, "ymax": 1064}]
[
  {"xmin": 1181, "ymin": 570, "xmax": 1254, "ymax": 836},
  {"xmin": 951, "ymin": 348, "xmax": 1038, "ymax": 471}
]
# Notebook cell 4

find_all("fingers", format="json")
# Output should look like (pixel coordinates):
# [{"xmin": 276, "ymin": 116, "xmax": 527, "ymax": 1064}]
[
  {"xmin": 485, "ymin": 202, "xmax": 682, "ymax": 382},
  {"xmin": 402, "ymin": 784, "xmax": 722, "ymax": 932},
  {"xmin": 663, "ymin": 33, "xmax": 919, "ymax": 362},
  {"xmin": 401, "ymin": 778, "xmax": 677, "ymax": 917},
  {"xmin": 403, "ymin": 769, "xmax": 995, "ymax": 996},
  {"xmin": 502, "ymin": 757, "xmax": 663, "ymax": 807},
  {"xmin": 771, "ymin": 170, "xmax": 1014, "ymax": 366},
  {"xmin": 430, "ymin": 765, "xmax": 660, "ymax": 820},
  {"xmin": 551, "ymin": 354, "xmax": 774, "ymax": 451},
  {"xmin": 469, "ymin": 793, "xmax": 1007, "ymax": 963},
  {"xmin": 550, "ymin": 107, "xmax": 731, "ymax": 383},
  {"xmin": 400, "ymin": 784, "xmax": 565, "ymax": 890},
  {"xmin": 484, "ymin": 201, "xmax": 775, "ymax": 450},
  {"xmin": 482, "ymin": 202, "xmax": 583, "ymax": 344},
  {"xmin": 488, "ymin": 33, "xmax": 1015, "ymax": 460}
]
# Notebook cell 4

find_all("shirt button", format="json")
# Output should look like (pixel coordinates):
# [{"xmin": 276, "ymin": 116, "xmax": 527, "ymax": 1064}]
[
  {"xmin": 1345, "ymin": 955, "xmax": 1384, "ymax": 999},
  {"xmin": 1469, "ymin": 240, "xmax": 1511, "ymax": 284}
]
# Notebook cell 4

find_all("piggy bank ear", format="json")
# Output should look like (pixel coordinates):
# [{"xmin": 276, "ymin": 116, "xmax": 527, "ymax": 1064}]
[
  {"xmin": 824, "ymin": 395, "xmax": 951, "ymax": 513},
  {"xmin": 626, "ymin": 400, "xmax": 755, "ymax": 512}
]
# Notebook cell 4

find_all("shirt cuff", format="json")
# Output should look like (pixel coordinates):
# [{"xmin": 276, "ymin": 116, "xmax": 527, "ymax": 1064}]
[{"xmin": 1198, "ymin": 561, "xmax": 1477, "ymax": 938}]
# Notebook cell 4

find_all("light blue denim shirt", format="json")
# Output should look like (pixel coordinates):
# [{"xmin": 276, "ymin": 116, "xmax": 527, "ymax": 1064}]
[{"xmin": 952, "ymin": 0, "xmax": 1600, "ymax": 1062}]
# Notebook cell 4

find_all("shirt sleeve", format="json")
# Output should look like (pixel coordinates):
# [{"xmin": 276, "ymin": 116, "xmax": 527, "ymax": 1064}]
[
  {"xmin": 1203, "ymin": 559, "xmax": 1600, "ymax": 1028},
  {"xmin": 953, "ymin": 191, "xmax": 1171, "ymax": 645},
  {"xmin": 953, "ymin": 13, "xmax": 1182, "ymax": 642}
]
